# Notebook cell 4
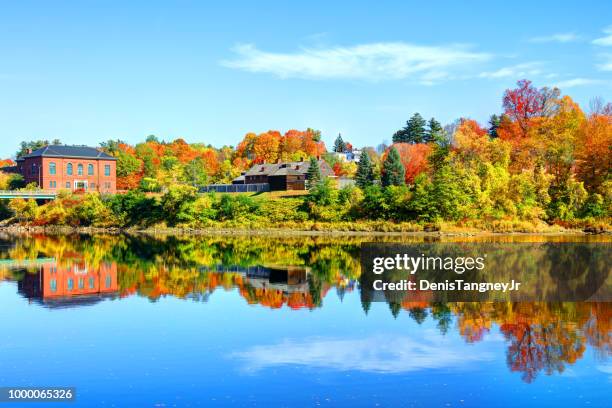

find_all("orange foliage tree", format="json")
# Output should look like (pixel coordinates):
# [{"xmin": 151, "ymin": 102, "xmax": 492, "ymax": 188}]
[
  {"xmin": 575, "ymin": 112, "xmax": 612, "ymax": 192},
  {"xmin": 387, "ymin": 143, "xmax": 433, "ymax": 184}
]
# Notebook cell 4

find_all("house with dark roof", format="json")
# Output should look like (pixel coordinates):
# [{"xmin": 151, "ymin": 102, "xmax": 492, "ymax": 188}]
[
  {"xmin": 241, "ymin": 159, "xmax": 334, "ymax": 191},
  {"xmin": 16, "ymin": 145, "xmax": 117, "ymax": 193}
]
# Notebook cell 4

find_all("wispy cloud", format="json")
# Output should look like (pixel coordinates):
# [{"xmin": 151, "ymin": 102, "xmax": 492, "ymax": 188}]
[
  {"xmin": 593, "ymin": 26, "xmax": 612, "ymax": 46},
  {"xmin": 529, "ymin": 32, "xmax": 581, "ymax": 43},
  {"xmin": 553, "ymin": 77, "xmax": 603, "ymax": 88},
  {"xmin": 231, "ymin": 334, "xmax": 494, "ymax": 374},
  {"xmin": 479, "ymin": 62, "xmax": 542, "ymax": 79},
  {"xmin": 222, "ymin": 42, "xmax": 491, "ymax": 83},
  {"xmin": 596, "ymin": 53, "xmax": 612, "ymax": 71}
]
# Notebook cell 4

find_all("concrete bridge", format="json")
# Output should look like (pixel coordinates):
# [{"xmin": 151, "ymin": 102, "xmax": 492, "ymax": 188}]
[{"xmin": 0, "ymin": 190, "xmax": 57, "ymax": 200}]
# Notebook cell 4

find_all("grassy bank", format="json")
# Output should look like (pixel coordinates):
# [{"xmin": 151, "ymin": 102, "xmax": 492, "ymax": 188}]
[{"xmin": 1, "ymin": 184, "xmax": 609, "ymax": 235}]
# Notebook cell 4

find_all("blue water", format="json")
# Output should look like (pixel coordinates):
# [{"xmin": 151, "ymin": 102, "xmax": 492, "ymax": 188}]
[
  {"xmin": 0, "ymin": 283, "xmax": 609, "ymax": 407},
  {"xmin": 0, "ymin": 234, "xmax": 610, "ymax": 407}
]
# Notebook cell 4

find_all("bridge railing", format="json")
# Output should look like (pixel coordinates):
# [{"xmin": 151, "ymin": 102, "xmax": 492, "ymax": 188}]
[{"xmin": 0, "ymin": 190, "xmax": 57, "ymax": 197}]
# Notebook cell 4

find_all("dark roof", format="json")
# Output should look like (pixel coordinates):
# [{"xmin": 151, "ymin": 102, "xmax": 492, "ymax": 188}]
[
  {"xmin": 269, "ymin": 167, "xmax": 303, "ymax": 176},
  {"xmin": 245, "ymin": 160, "xmax": 334, "ymax": 178},
  {"xmin": 17, "ymin": 145, "xmax": 116, "ymax": 161}
]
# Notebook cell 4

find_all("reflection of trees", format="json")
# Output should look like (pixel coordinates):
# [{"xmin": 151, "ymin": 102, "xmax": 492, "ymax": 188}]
[
  {"xmin": 0, "ymin": 233, "xmax": 609, "ymax": 383},
  {"xmin": 452, "ymin": 302, "xmax": 605, "ymax": 383}
]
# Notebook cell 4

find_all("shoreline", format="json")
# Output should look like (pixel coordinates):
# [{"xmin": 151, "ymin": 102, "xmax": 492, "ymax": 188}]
[{"xmin": 0, "ymin": 224, "xmax": 608, "ymax": 237}]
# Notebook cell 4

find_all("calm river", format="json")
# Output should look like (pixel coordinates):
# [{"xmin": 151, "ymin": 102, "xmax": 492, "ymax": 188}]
[{"xmin": 0, "ymin": 233, "xmax": 610, "ymax": 407}]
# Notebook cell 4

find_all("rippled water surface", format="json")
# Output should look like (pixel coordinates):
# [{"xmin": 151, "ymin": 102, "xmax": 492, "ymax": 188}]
[{"xmin": 0, "ymin": 233, "xmax": 610, "ymax": 407}]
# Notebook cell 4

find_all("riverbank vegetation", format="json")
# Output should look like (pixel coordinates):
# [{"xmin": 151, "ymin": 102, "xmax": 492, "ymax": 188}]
[{"xmin": 1, "ymin": 79, "xmax": 610, "ymax": 232}]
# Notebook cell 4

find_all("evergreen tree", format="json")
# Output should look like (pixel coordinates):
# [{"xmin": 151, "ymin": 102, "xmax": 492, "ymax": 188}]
[
  {"xmin": 333, "ymin": 134, "xmax": 347, "ymax": 153},
  {"xmin": 488, "ymin": 114, "xmax": 501, "ymax": 138},
  {"xmin": 355, "ymin": 151, "xmax": 374, "ymax": 189},
  {"xmin": 381, "ymin": 147, "xmax": 405, "ymax": 187},
  {"xmin": 392, "ymin": 113, "xmax": 427, "ymax": 143},
  {"xmin": 306, "ymin": 157, "xmax": 322, "ymax": 189},
  {"xmin": 426, "ymin": 118, "xmax": 443, "ymax": 143}
]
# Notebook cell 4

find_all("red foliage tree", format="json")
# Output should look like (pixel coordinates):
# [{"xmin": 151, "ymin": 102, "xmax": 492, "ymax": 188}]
[
  {"xmin": 388, "ymin": 143, "xmax": 433, "ymax": 184},
  {"xmin": 502, "ymin": 79, "xmax": 544, "ymax": 137}
]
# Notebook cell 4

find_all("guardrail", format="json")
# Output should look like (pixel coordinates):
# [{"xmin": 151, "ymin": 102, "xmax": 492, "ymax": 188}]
[
  {"xmin": 0, "ymin": 190, "xmax": 58, "ymax": 199},
  {"xmin": 200, "ymin": 183, "xmax": 270, "ymax": 193}
]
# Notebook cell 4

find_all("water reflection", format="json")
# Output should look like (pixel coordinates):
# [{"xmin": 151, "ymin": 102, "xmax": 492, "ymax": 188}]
[
  {"xmin": 15, "ymin": 259, "xmax": 118, "ymax": 308},
  {"xmin": 0, "ymin": 232, "xmax": 609, "ymax": 384}
]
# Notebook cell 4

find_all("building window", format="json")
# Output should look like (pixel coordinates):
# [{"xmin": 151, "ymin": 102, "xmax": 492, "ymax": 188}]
[
  {"xmin": 105, "ymin": 275, "xmax": 112, "ymax": 288},
  {"xmin": 67, "ymin": 163, "xmax": 73, "ymax": 175},
  {"xmin": 77, "ymin": 164, "xmax": 83, "ymax": 175},
  {"xmin": 78, "ymin": 278, "xmax": 84, "ymax": 289},
  {"xmin": 50, "ymin": 279, "xmax": 57, "ymax": 293},
  {"xmin": 89, "ymin": 277, "xmax": 95, "ymax": 289},
  {"xmin": 90, "ymin": 182, "xmax": 95, "ymax": 189},
  {"xmin": 49, "ymin": 181, "xmax": 57, "ymax": 188},
  {"xmin": 88, "ymin": 164, "xmax": 94, "ymax": 175},
  {"xmin": 104, "ymin": 164, "xmax": 110, "ymax": 176},
  {"xmin": 49, "ymin": 162, "xmax": 56, "ymax": 175},
  {"xmin": 67, "ymin": 278, "xmax": 74, "ymax": 291},
  {"xmin": 66, "ymin": 181, "xmax": 70, "ymax": 188}
]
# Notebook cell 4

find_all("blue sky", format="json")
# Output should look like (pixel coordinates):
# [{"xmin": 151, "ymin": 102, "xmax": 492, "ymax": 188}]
[{"xmin": 1, "ymin": 0, "xmax": 611, "ymax": 157}]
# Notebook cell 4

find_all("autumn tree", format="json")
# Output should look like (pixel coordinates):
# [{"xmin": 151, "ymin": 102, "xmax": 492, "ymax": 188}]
[
  {"xmin": 253, "ymin": 131, "xmax": 281, "ymax": 163},
  {"xmin": 575, "ymin": 111, "xmax": 612, "ymax": 193},
  {"xmin": 502, "ymin": 79, "xmax": 545, "ymax": 138},
  {"xmin": 392, "ymin": 143, "xmax": 433, "ymax": 184}
]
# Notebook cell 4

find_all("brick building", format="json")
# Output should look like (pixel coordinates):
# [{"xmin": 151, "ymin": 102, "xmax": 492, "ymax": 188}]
[
  {"xmin": 17, "ymin": 260, "xmax": 118, "ymax": 307},
  {"xmin": 16, "ymin": 145, "xmax": 117, "ymax": 193}
]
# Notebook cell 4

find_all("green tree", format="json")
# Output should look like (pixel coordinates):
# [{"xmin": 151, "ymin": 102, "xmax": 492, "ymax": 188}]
[
  {"xmin": 306, "ymin": 157, "xmax": 322, "ymax": 189},
  {"xmin": 160, "ymin": 185, "xmax": 198, "ymax": 226},
  {"xmin": 116, "ymin": 150, "xmax": 141, "ymax": 178},
  {"xmin": 333, "ymin": 134, "xmax": 347, "ymax": 153},
  {"xmin": 16, "ymin": 140, "xmax": 61, "ymax": 158},
  {"xmin": 393, "ymin": 113, "xmax": 427, "ymax": 143},
  {"xmin": 382, "ymin": 147, "xmax": 405, "ymax": 187},
  {"xmin": 355, "ymin": 151, "xmax": 374, "ymax": 189},
  {"xmin": 183, "ymin": 157, "xmax": 208, "ymax": 186},
  {"xmin": 307, "ymin": 128, "xmax": 322, "ymax": 142},
  {"xmin": 488, "ymin": 114, "xmax": 501, "ymax": 138},
  {"xmin": 426, "ymin": 118, "xmax": 443, "ymax": 143},
  {"xmin": 107, "ymin": 190, "xmax": 158, "ymax": 226}
]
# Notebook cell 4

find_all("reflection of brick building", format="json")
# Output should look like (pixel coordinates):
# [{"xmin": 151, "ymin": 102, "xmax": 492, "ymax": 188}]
[
  {"xmin": 16, "ymin": 145, "xmax": 117, "ymax": 193},
  {"xmin": 18, "ymin": 260, "xmax": 118, "ymax": 306}
]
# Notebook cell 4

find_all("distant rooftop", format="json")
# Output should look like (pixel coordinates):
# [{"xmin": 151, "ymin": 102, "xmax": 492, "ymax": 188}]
[
  {"xmin": 17, "ymin": 145, "xmax": 116, "ymax": 161},
  {"xmin": 245, "ymin": 159, "xmax": 334, "ymax": 177}
]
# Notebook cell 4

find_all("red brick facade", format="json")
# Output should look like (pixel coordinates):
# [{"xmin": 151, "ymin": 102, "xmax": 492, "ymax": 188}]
[{"xmin": 17, "ymin": 152, "xmax": 117, "ymax": 193}]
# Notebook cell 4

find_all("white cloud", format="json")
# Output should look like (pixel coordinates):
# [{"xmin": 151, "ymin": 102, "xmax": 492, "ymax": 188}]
[
  {"xmin": 553, "ymin": 78, "xmax": 603, "ymax": 88},
  {"xmin": 597, "ymin": 363, "xmax": 612, "ymax": 382},
  {"xmin": 231, "ymin": 334, "xmax": 494, "ymax": 374},
  {"xmin": 222, "ymin": 42, "xmax": 491, "ymax": 82},
  {"xmin": 529, "ymin": 32, "xmax": 581, "ymax": 43},
  {"xmin": 596, "ymin": 54, "xmax": 612, "ymax": 71},
  {"xmin": 593, "ymin": 26, "xmax": 612, "ymax": 46},
  {"xmin": 479, "ymin": 62, "xmax": 542, "ymax": 79}
]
